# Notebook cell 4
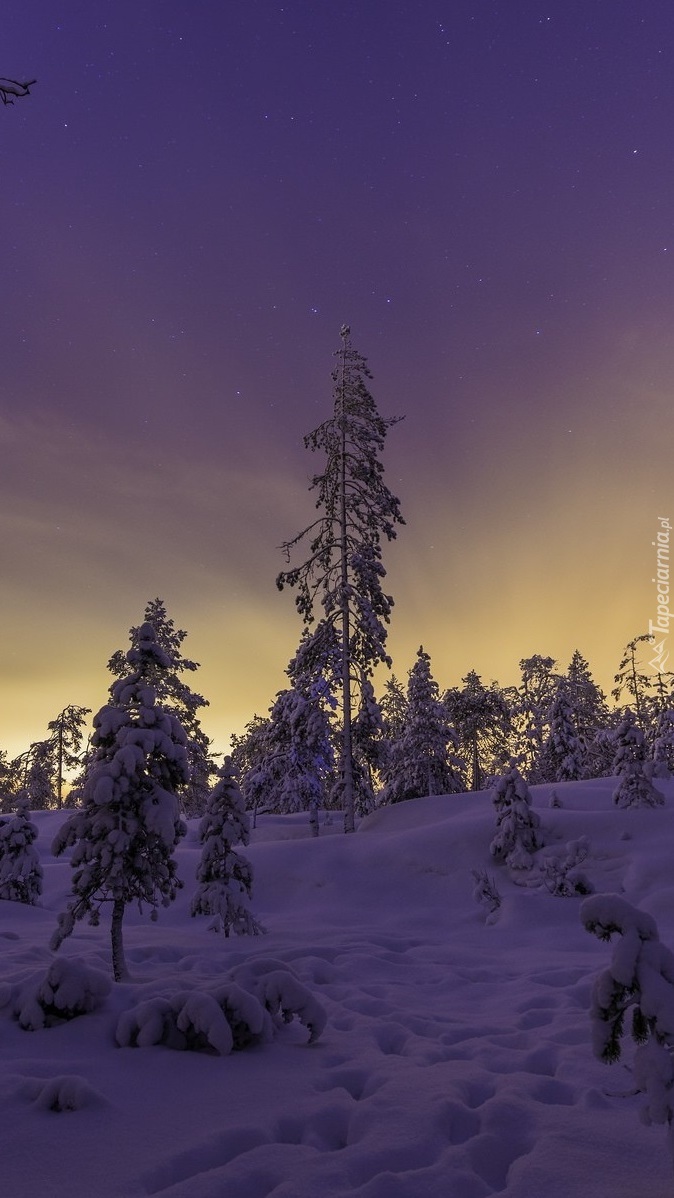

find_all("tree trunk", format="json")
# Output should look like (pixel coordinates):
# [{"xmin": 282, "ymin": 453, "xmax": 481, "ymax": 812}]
[
  {"xmin": 111, "ymin": 899, "xmax": 129, "ymax": 982},
  {"xmin": 56, "ymin": 719, "xmax": 64, "ymax": 808},
  {"xmin": 338, "ymin": 338, "xmax": 356, "ymax": 835},
  {"xmin": 471, "ymin": 735, "xmax": 481, "ymax": 792}
]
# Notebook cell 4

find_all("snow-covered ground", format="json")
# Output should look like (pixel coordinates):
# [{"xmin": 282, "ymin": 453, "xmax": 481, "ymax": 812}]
[{"xmin": 1, "ymin": 780, "xmax": 673, "ymax": 1197}]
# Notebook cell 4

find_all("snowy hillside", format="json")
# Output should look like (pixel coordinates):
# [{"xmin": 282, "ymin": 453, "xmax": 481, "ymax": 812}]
[{"xmin": 1, "ymin": 781, "xmax": 673, "ymax": 1198}]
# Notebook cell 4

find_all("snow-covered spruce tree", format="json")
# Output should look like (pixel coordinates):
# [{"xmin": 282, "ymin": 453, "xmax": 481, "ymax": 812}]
[
  {"xmin": 51, "ymin": 623, "xmax": 188, "ymax": 982},
  {"xmin": 23, "ymin": 741, "xmax": 56, "ymax": 809},
  {"xmin": 108, "ymin": 599, "xmax": 215, "ymax": 816},
  {"xmin": 350, "ymin": 678, "xmax": 385, "ymax": 815},
  {"xmin": 445, "ymin": 671, "xmax": 512, "ymax": 791},
  {"xmin": 540, "ymin": 680, "xmax": 585, "ymax": 782},
  {"xmin": 191, "ymin": 758, "xmax": 264, "ymax": 937},
  {"xmin": 276, "ymin": 326, "xmax": 404, "ymax": 833},
  {"xmin": 581, "ymin": 894, "xmax": 674, "ymax": 1165},
  {"xmin": 490, "ymin": 764, "xmax": 541, "ymax": 870},
  {"xmin": 0, "ymin": 797, "xmax": 42, "ymax": 904},
  {"xmin": 380, "ymin": 647, "xmax": 464, "ymax": 804},
  {"xmin": 612, "ymin": 709, "xmax": 664, "ymax": 808},
  {"xmin": 565, "ymin": 649, "xmax": 611, "ymax": 777},
  {"xmin": 241, "ymin": 681, "xmax": 334, "ymax": 837},
  {"xmin": 508, "ymin": 655, "xmax": 559, "ymax": 783}
]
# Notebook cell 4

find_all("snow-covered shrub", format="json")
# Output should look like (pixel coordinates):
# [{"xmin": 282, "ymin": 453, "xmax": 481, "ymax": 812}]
[
  {"xmin": 116, "ymin": 992, "xmax": 237, "ymax": 1055},
  {"xmin": 549, "ymin": 790, "xmax": 563, "ymax": 809},
  {"xmin": 115, "ymin": 997, "xmax": 183, "ymax": 1050},
  {"xmin": 251, "ymin": 969, "xmax": 327, "ymax": 1044},
  {"xmin": 581, "ymin": 893, "xmax": 674, "ymax": 1164},
  {"xmin": 471, "ymin": 869, "xmax": 501, "ymax": 923},
  {"xmin": 231, "ymin": 957, "xmax": 327, "ymax": 1044},
  {"xmin": 21, "ymin": 1074, "xmax": 103, "ymax": 1112},
  {"xmin": 209, "ymin": 980, "xmax": 273, "ymax": 1049},
  {"xmin": 191, "ymin": 759, "xmax": 264, "ymax": 937},
  {"xmin": 542, "ymin": 837, "xmax": 593, "ymax": 897},
  {"xmin": 611, "ymin": 710, "xmax": 664, "ymax": 808},
  {"xmin": 174, "ymin": 992, "xmax": 236, "ymax": 1055},
  {"xmin": 15, "ymin": 958, "xmax": 111, "ymax": 1031},
  {"xmin": 116, "ymin": 966, "xmax": 318, "ymax": 1055},
  {"xmin": 490, "ymin": 765, "xmax": 541, "ymax": 870},
  {"xmin": 0, "ymin": 798, "xmax": 43, "ymax": 904}
]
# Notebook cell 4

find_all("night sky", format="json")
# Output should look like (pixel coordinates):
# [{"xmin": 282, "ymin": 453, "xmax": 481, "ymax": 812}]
[{"xmin": 3, "ymin": 2, "xmax": 674, "ymax": 758}]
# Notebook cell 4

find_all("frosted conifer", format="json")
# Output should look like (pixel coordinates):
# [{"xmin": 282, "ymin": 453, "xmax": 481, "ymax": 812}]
[
  {"xmin": 242, "ymin": 683, "xmax": 334, "ymax": 836},
  {"xmin": 490, "ymin": 764, "xmax": 541, "ymax": 869},
  {"xmin": 381, "ymin": 647, "xmax": 464, "ymax": 803},
  {"xmin": 191, "ymin": 759, "xmax": 264, "ymax": 937},
  {"xmin": 611, "ymin": 710, "xmax": 664, "ymax": 808},
  {"xmin": 445, "ymin": 671, "xmax": 511, "ymax": 791},
  {"xmin": 541, "ymin": 682, "xmax": 585, "ymax": 782},
  {"xmin": 277, "ymin": 327, "xmax": 404, "ymax": 832},
  {"xmin": 108, "ymin": 599, "xmax": 215, "ymax": 815},
  {"xmin": 51, "ymin": 623, "xmax": 188, "ymax": 981},
  {"xmin": 0, "ymin": 797, "xmax": 42, "ymax": 904},
  {"xmin": 653, "ymin": 707, "xmax": 674, "ymax": 777},
  {"xmin": 582, "ymin": 894, "xmax": 674, "ymax": 1168}
]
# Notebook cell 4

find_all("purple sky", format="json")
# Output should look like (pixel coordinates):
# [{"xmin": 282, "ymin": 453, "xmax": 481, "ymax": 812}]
[{"xmin": 3, "ymin": 2, "xmax": 674, "ymax": 756}]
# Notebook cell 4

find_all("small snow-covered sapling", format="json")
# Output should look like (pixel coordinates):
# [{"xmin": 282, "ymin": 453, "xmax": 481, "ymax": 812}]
[
  {"xmin": 471, "ymin": 869, "xmax": 502, "ymax": 922},
  {"xmin": 581, "ymin": 893, "xmax": 674, "ymax": 1168},
  {"xmin": 543, "ymin": 837, "xmax": 593, "ymax": 897}
]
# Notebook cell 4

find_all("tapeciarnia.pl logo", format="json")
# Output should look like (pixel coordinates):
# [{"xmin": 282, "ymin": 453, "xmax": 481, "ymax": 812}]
[{"xmin": 649, "ymin": 516, "xmax": 671, "ymax": 671}]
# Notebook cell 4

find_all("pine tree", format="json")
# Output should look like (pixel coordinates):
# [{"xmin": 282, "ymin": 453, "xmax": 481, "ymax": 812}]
[
  {"xmin": 24, "ymin": 741, "xmax": 56, "ymax": 809},
  {"xmin": 276, "ymin": 327, "xmax": 404, "ymax": 832},
  {"xmin": 611, "ymin": 710, "xmax": 664, "ymax": 808},
  {"xmin": 0, "ymin": 797, "xmax": 42, "ymax": 904},
  {"xmin": 242, "ymin": 683, "xmax": 334, "ymax": 836},
  {"xmin": 445, "ymin": 671, "xmax": 511, "ymax": 791},
  {"xmin": 490, "ymin": 764, "xmax": 541, "ymax": 870},
  {"xmin": 540, "ymin": 681, "xmax": 585, "ymax": 782},
  {"xmin": 191, "ymin": 759, "xmax": 264, "ymax": 937},
  {"xmin": 51, "ymin": 623, "xmax": 188, "ymax": 981},
  {"xmin": 46, "ymin": 705, "xmax": 91, "ymax": 807},
  {"xmin": 381, "ymin": 647, "xmax": 464, "ymax": 803},
  {"xmin": 653, "ymin": 707, "xmax": 674, "ymax": 777},
  {"xmin": 350, "ymin": 678, "xmax": 385, "ymax": 814},
  {"xmin": 108, "ymin": 599, "xmax": 215, "ymax": 815},
  {"xmin": 510, "ymin": 655, "xmax": 559, "ymax": 782},
  {"xmin": 612, "ymin": 634, "xmax": 653, "ymax": 730}
]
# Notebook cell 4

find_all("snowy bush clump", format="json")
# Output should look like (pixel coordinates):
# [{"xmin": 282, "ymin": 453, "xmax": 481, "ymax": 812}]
[
  {"xmin": 0, "ymin": 798, "xmax": 43, "ymax": 904},
  {"xmin": 116, "ymin": 965, "xmax": 325, "ymax": 1055},
  {"xmin": 611, "ymin": 710, "xmax": 664, "ymax": 809},
  {"xmin": 471, "ymin": 869, "xmax": 502, "ymax": 923},
  {"xmin": 191, "ymin": 759, "xmax": 265, "ymax": 937},
  {"xmin": 581, "ymin": 893, "xmax": 674, "ymax": 1167},
  {"xmin": 490, "ymin": 765, "xmax": 541, "ymax": 870},
  {"xmin": 542, "ymin": 837, "xmax": 594, "ymax": 897},
  {"xmin": 20, "ymin": 1074, "xmax": 103, "ymax": 1113},
  {"xmin": 14, "ymin": 958, "xmax": 111, "ymax": 1031}
]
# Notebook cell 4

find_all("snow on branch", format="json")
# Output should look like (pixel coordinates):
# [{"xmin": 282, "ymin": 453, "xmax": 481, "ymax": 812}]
[
  {"xmin": 0, "ymin": 78, "xmax": 36, "ymax": 105},
  {"xmin": 581, "ymin": 893, "xmax": 674, "ymax": 1166}
]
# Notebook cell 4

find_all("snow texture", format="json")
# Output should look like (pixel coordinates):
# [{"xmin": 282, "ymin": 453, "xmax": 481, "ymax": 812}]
[{"xmin": 1, "ymin": 780, "xmax": 674, "ymax": 1197}]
